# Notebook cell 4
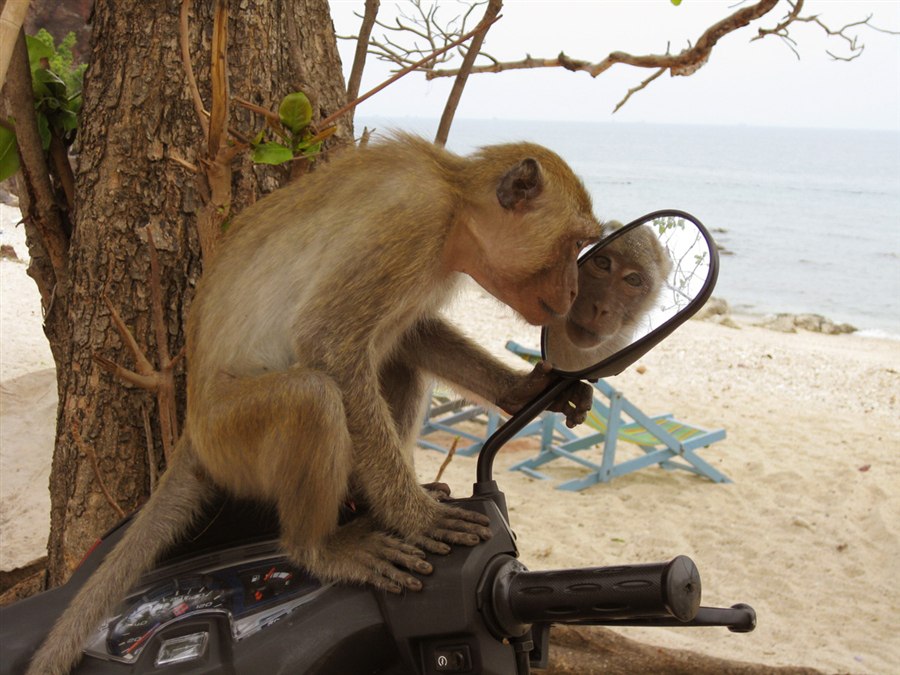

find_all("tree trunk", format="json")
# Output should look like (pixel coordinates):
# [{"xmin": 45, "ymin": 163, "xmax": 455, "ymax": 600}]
[{"xmin": 47, "ymin": 0, "xmax": 350, "ymax": 585}]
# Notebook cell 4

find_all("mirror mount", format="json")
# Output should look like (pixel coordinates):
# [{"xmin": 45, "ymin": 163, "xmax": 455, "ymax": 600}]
[{"xmin": 474, "ymin": 209, "xmax": 719, "ymax": 499}]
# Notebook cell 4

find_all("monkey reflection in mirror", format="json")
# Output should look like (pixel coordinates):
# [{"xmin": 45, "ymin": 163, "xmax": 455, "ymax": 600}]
[
  {"xmin": 27, "ymin": 133, "xmax": 600, "ymax": 675},
  {"xmin": 545, "ymin": 223, "xmax": 673, "ymax": 372}
]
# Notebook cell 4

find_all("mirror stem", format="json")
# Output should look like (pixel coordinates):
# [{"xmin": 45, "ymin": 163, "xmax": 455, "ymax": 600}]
[{"xmin": 476, "ymin": 375, "xmax": 572, "ymax": 485}]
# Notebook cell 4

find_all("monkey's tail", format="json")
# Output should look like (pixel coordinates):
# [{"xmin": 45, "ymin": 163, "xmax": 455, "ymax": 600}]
[{"xmin": 25, "ymin": 437, "xmax": 214, "ymax": 675}]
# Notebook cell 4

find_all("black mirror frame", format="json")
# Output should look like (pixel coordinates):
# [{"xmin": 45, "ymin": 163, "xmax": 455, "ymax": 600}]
[{"xmin": 540, "ymin": 209, "xmax": 719, "ymax": 381}]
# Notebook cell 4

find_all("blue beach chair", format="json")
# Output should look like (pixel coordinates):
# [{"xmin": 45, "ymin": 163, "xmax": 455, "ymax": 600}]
[
  {"xmin": 505, "ymin": 342, "xmax": 730, "ymax": 490},
  {"xmin": 417, "ymin": 386, "xmax": 499, "ymax": 456}
]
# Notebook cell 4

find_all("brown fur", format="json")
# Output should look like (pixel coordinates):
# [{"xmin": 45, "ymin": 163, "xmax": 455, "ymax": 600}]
[
  {"xmin": 27, "ymin": 134, "xmax": 600, "ymax": 674},
  {"xmin": 545, "ymin": 223, "xmax": 672, "ymax": 371}
]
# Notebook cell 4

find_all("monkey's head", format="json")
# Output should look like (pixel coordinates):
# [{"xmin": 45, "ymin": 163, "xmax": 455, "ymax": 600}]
[
  {"xmin": 563, "ymin": 224, "xmax": 672, "ymax": 349},
  {"xmin": 451, "ymin": 143, "xmax": 603, "ymax": 326}
]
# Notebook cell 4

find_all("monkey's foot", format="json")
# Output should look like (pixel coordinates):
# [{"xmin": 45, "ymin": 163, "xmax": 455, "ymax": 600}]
[
  {"xmin": 406, "ymin": 502, "xmax": 493, "ymax": 554},
  {"xmin": 302, "ymin": 518, "xmax": 434, "ymax": 594}
]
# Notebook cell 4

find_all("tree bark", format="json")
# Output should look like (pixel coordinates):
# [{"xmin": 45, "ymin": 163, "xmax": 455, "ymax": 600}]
[{"xmin": 46, "ymin": 0, "xmax": 349, "ymax": 585}]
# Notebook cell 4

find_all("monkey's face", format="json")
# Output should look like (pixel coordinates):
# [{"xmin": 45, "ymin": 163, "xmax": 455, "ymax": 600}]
[
  {"xmin": 457, "ymin": 150, "xmax": 601, "ymax": 325},
  {"xmin": 564, "ymin": 248, "xmax": 654, "ymax": 348}
]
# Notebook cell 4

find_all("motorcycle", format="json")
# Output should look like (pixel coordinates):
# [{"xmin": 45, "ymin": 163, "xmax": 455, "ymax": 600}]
[{"xmin": 0, "ymin": 210, "xmax": 755, "ymax": 674}]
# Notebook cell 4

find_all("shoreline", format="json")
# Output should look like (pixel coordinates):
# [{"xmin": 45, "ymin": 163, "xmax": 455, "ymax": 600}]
[{"xmin": 2, "ymin": 205, "xmax": 899, "ymax": 673}]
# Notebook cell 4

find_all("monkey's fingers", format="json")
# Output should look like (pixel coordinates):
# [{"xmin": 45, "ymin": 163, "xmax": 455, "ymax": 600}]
[
  {"xmin": 421, "ymin": 481, "xmax": 452, "ymax": 501},
  {"xmin": 358, "ymin": 534, "xmax": 433, "ymax": 593},
  {"xmin": 405, "ymin": 534, "xmax": 453, "ymax": 555},
  {"xmin": 553, "ymin": 381, "xmax": 592, "ymax": 427},
  {"xmin": 433, "ymin": 506, "xmax": 493, "ymax": 544},
  {"xmin": 378, "ymin": 542, "xmax": 434, "ymax": 576}
]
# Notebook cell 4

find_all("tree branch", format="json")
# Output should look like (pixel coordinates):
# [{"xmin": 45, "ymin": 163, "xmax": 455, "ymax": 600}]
[
  {"xmin": 613, "ymin": 67, "xmax": 665, "ymax": 114},
  {"xmin": 354, "ymin": 0, "xmax": 486, "ymax": 72},
  {"xmin": 346, "ymin": 0, "xmax": 380, "ymax": 103},
  {"xmin": 179, "ymin": 0, "xmax": 208, "ymax": 137},
  {"xmin": 431, "ymin": 0, "xmax": 780, "ymax": 81},
  {"xmin": 96, "ymin": 230, "xmax": 183, "ymax": 460},
  {"xmin": 320, "ymin": 13, "xmax": 501, "ymax": 130},
  {"xmin": 752, "ymin": 0, "xmax": 900, "ymax": 61},
  {"xmin": 207, "ymin": 0, "xmax": 228, "ymax": 157},
  {"xmin": 2, "ymin": 30, "xmax": 70, "ymax": 290},
  {"xmin": 435, "ymin": 0, "xmax": 502, "ymax": 146},
  {"xmin": 72, "ymin": 421, "xmax": 127, "ymax": 519},
  {"xmin": 0, "ymin": 0, "xmax": 30, "ymax": 88}
]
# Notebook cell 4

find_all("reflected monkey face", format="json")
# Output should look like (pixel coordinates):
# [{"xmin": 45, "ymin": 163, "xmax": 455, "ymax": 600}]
[{"xmin": 564, "ymin": 244, "xmax": 656, "ymax": 349}]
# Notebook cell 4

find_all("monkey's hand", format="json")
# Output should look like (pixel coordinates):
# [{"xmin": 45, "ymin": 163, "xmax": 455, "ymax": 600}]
[
  {"xmin": 497, "ymin": 361, "xmax": 592, "ymax": 428},
  {"xmin": 546, "ymin": 379, "xmax": 593, "ymax": 428}
]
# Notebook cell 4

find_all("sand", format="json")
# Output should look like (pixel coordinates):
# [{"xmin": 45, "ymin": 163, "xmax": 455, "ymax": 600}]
[{"xmin": 1, "ymin": 202, "xmax": 898, "ymax": 673}]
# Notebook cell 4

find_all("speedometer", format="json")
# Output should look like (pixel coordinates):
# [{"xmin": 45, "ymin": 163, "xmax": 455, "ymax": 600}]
[{"xmin": 106, "ymin": 575, "xmax": 230, "ymax": 657}]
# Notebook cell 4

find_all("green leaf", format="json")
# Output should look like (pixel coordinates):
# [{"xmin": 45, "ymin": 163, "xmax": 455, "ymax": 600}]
[
  {"xmin": 251, "ymin": 141, "xmax": 294, "ymax": 165},
  {"xmin": 0, "ymin": 125, "xmax": 20, "ymax": 182},
  {"xmin": 300, "ymin": 141, "xmax": 322, "ymax": 159},
  {"xmin": 25, "ymin": 35, "xmax": 55, "ymax": 71},
  {"xmin": 36, "ymin": 113, "xmax": 51, "ymax": 150},
  {"xmin": 33, "ymin": 68, "xmax": 67, "ymax": 98},
  {"xmin": 278, "ymin": 92, "xmax": 313, "ymax": 134},
  {"xmin": 56, "ymin": 108, "xmax": 79, "ymax": 133}
]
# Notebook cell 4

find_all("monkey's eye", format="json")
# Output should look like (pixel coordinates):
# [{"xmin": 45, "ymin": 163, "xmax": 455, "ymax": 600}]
[
  {"xmin": 591, "ymin": 255, "xmax": 611, "ymax": 272},
  {"xmin": 624, "ymin": 272, "xmax": 643, "ymax": 287}
]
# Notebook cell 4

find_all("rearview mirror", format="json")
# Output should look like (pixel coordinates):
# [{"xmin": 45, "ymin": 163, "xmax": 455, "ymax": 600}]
[{"xmin": 542, "ymin": 210, "xmax": 719, "ymax": 379}]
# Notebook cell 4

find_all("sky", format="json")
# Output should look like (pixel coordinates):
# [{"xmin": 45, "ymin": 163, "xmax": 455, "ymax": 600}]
[{"xmin": 329, "ymin": 0, "xmax": 900, "ymax": 130}]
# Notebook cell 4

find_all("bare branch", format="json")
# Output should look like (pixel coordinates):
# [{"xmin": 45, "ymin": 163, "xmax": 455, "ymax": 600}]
[
  {"xmin": 431, "ymin": 0, "xmax": 780, "ymax": 82},
  {"xmin": 3, "ymin": 30, "xmax": 70, "ymax": 289},
  {"xmin": 101, "ymin": 295, "xmax": 156, "ymax": 376},
  {"xmin": 207, "ymin": 0, "xmax": 229, "ymax": 158},
  {"xmin": 354, "ymin": 0, "xmax": 486, "ymax": 72},
  {"xmin": 73, "ymin": 421, "xmax": 127, "ymax": 519},
  {"xmin": 347, "ymin": 0, "xmax": 380, "ymax": 103},
  {"xmin": 434, "ymin": 436, "xmax": 459, "ymax": 483},
  {"xmin": 141, "ymin": 405, "xmax": 159, "ymax": 491},
  {"xmin": 179, "ymin": 0, "xmax": 208, "ymax": 137},
  {"xmin": 97, "ymin": 231, "xmax": 183, "ymax": 459},
  {"xmin": 753, "ymin": 1, "xmax": 899, "ymax": 61},
  {"xmin": 0, "ymin": 0, "xmax": 30, "ymax": 88},
  {"xmin": 435, "ymin": 0, "xmax": 503, "ymax": 146},
  {"xmin": 613, "ymin": 68, "xmax": 665, "ymax": 114},
  {"xmin": 320, "ymin": 13, "xmax": 501, "ymax": 130}
]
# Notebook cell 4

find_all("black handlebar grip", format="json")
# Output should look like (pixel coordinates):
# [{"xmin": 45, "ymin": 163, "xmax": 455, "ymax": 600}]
[{"xmin": 506, "ymin": 555, "xmax": 701, "ymax": 624}]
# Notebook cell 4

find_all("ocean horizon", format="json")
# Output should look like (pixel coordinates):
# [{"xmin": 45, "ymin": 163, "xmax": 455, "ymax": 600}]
[{"xmin": 358, "ymin": 116, "xmax": 900, "ymax": 338}]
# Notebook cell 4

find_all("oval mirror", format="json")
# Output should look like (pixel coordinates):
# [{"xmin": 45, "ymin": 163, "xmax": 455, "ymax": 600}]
[{"xmin": 542, "ymin": 210, "xmax": 719, "ymax": 379}]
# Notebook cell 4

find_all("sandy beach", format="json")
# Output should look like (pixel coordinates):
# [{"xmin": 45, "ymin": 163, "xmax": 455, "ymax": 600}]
[{"xmin": 1, "ymin": 202, "xmax": 898, "ymax": 673}]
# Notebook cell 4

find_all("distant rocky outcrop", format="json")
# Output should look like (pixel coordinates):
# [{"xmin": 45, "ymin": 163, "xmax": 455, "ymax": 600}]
[
  {"xmin": 692, "ymin": 298, "xmax": 857, "ymax": 335},
  {"xmin": 693, "ymin": 297, "xmax": 740, "ymax": 329},
  {"xmin": 754, "ymin": 313, "xmax": 857, "ymax": 335}
]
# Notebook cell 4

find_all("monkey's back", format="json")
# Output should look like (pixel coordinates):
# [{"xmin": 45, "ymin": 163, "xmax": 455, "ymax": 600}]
[{"xmin": 186, "ymin": 136, "xmax": 465, "ymax": 402}]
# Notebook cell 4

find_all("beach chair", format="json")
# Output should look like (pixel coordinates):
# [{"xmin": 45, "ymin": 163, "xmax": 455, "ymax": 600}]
[
  {"xmin": 417, "ymin": 386, "xmax": 498, "ymax": 456},
  {"xmin": 416, "ymin": 380, "xmax": 559, "ymax": 457},
  {"xmin": 505, "ymin": 341, "xmax": 730, "ymax": 490}
]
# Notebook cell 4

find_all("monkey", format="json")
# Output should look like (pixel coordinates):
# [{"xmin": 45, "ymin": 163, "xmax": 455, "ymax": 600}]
[
  {"xmin": 544, "ymin": 223, "xmax": 672, "ymax": 372},
  {"xmin": 26, "ymin": 133, "xmax": 600, "ymax": 674}
]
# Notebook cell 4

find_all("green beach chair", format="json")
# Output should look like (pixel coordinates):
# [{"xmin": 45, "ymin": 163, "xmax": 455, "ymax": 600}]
[{"xmin": 505, "ymin": 341, "xmax": 730, "ymax": 490}]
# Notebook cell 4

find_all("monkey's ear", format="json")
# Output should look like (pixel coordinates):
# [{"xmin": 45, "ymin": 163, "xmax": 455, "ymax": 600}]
[{"xmin": 496, "ymin": 158, "xmax": 544, "ymax": 210}]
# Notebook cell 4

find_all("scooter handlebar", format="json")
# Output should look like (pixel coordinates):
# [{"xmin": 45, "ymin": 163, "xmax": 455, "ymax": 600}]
[{"xmin": 499, "ymin": 555, "xmax": 701, "ymax": 627}]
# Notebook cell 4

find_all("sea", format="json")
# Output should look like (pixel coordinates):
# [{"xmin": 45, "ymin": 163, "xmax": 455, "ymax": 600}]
[{"xmin": 359, "ymin": 117, "xmax": 900, "ymax": 337}]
